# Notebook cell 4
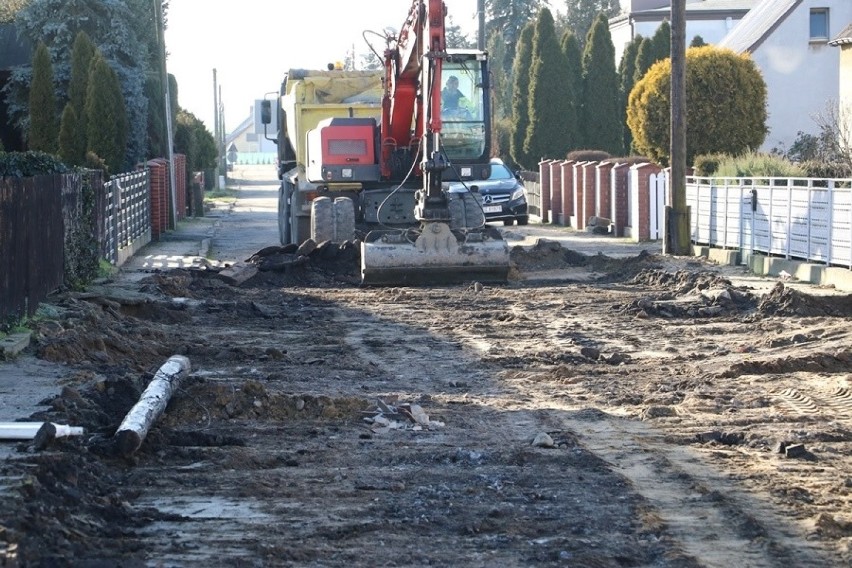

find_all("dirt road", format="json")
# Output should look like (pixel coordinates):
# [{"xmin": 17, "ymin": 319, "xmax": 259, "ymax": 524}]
[{"xmin": 1, "ymin": 165, "xmax": 851, "ymax": 567}]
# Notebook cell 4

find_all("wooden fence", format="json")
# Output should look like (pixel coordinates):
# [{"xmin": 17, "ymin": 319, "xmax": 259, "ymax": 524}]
[
  {"xmin": 0, "ymin": 174, "xmax": 69, "ymax": 320},
  {"xmin": 1, "ymin": 155, "xmax": 186, "ymax": 321}
]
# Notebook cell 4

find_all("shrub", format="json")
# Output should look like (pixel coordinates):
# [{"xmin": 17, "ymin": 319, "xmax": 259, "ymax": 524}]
[
  {"xmin": 715, "ymin": 151, "xmax": 805, "ymax": 178},
  {"xmin": 566, "ymin": 149, "xmax": 611, "ymax": 162},
  {"xmin": 627, "ymin": 46, "xmax": 767, "ymax": 166},
  {"xmin": 692, "ymin": 153, "xmax": 727, "ymax": 176},
  {"xmin": 0, "ymin": 151, "xmax": 67, "ymax": 177},
  {"xmin": 799, "ymin": 160, "xmax": 852, "ymax": 179}
]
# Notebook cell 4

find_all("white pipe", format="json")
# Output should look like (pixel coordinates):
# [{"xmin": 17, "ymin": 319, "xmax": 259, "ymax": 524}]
[{"xmin": 0, "ymin": 422, "xmax": 85, "ymax": 440}]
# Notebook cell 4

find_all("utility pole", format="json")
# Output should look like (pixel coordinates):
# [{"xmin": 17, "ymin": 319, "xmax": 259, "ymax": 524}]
[
  {"xmin": 666, "ymin": 0, "xmax": 690, "ymax": 255},
  {"xmin": 155, "ymin": 0, "xmax": 177, "ymax": 228},
  {"xmin": 213, "ymin": 68, "xmax": 220, "ymax": 189},
  {"xmin": 477, "ymin": 0, "xmax": 485, "ymax": 50}
]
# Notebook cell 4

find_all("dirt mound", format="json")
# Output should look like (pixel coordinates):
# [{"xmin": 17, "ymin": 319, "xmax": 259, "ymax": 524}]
[
  {"xmin": 510, "ymin": 240, "xmax": 663, "ymax": 281},
  {"xmin": 617, "ymin": 269, "xmax": 759, "ymax": 318},
  {"xmin": 757, "ymin": 282, "xmax": 852, "ymax": 317},
  {"xmin": 629, "ymin": 268, "xmax": 734, "ymax": 294}
]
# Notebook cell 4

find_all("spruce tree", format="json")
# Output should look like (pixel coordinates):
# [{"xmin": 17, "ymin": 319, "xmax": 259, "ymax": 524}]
[
  {"xmin": 509, "ymin": 22, "xmax": 536, "ymax": 169},
  {"xmin": 86, "ymin": 53, "xmax": 128, "ymax": 174},
  {"xmin": 560, "ymin": 29, "xmax": 583, "ymax": 153},
  {"xmin": 633, "ymin": 37, "xmax": 655, "ymax": 85},
  {"xmin": 619, "ymin": 35, "xmax": 643, "ymax": 155},
  {"xmin": 524, "ymin": 8, "xmax": 572, "ymax": 162},
  {"xmin": 58, "ymin": 103, "xmax": 78, "ymax": 165},
  {"xmin": 28, "ymin": 42, "xmax": 58, "ymax": 153},
  {"xmin": 651, "ymin": 20, "xmax": 671, "ymax": 64},
  {"xmin": 579, "ymin": 13, "xmax": 622, "ymax": 154},
  {"xmin": 68, "ymin": 31, "xmax": 96, "ymax": 165}
]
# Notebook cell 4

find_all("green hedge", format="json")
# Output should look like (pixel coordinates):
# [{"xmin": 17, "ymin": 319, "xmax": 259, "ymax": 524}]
[{"xmin": 0, "ymin": 151, "xmax": 68, "ymax": 177}]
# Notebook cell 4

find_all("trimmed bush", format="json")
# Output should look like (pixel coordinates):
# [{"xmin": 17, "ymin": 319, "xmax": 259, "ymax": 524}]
[
  {"xmin": 0, "ymin": 151, "xmax": 67, "ymax": 177},
  {"xmin": 627, "ymin": 46, "xmax": 767, "ymax": 165},
  {"xmin": 714, "ymin": 151, "xmax": 805, "ymax": 178},
  {"xmin": 566, "ymin": 149, "xmax": 612, "ymax": 162}
]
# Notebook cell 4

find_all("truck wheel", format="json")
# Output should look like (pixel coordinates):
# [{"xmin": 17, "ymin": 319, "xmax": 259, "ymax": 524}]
[
  {"xmin": 278, "ymin": 184, "xmax": 292, "ymax": 245},
  {"xmin": 311, "ymin": 196, "xmax": 334, "ymax": 242},
  {"xmin": 333, "ymin": 197, "xmax": 356, "ymax": 241}
]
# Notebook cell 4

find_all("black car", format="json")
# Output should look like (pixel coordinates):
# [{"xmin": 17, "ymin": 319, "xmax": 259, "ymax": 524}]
[{"xmin": 446, "ymin": 158, "xmax": 529, "ymax": 226}]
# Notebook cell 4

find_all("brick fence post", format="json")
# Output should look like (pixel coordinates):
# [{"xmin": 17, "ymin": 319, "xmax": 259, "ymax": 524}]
[
  {"xmin": 572, "ymin": 161, "xmax": 586, "ymax": 229},
  {"xmin": 596, "ymin": 161, "xmax": 614, "ymax": 222},
  {"xmin": 631, "ymin": 162, "xmax": 662, "ymax": 242},
  {"xmin": 538, "ymin": 160, "xmax": 552, "ymax": 223},
  {"xmin": 611, "ymin": 163, "xmax": 629, "ymax": 237},
  {"xmin": 549, "ymin": 161, "xmax": 563, "ymax": 225},
  {"xmin": 580, "ymin": 161, "xmax": 597, "ymax": 230},
  {"xmin": 560, "ymin": 160, "xmax": 574, "ymax": 227}
]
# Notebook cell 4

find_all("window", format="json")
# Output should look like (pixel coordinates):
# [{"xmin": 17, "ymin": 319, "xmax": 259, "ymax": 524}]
[{"xmin": 810, "ymin": 8, "xmax": 829, "ymax": 41}]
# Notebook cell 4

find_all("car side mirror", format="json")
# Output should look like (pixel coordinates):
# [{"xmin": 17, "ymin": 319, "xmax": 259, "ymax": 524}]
[{"xmin": 261, "ymin": 100, "xmax": 272, "ymax": 125}]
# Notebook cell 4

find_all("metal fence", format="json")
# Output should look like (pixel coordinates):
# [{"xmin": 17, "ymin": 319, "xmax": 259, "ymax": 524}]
[
  {"xmin": 102, "ymin": 170, "xmax": 151, "ymax": 266},
  {"xmin": 687, "ymin": 176, "xmax": 852, "ymax": 268}
]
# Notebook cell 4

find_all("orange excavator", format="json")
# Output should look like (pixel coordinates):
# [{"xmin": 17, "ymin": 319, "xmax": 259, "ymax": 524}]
[{"xmin": 263, "ymin": 0, "xmax": 510, "ymax": 285}]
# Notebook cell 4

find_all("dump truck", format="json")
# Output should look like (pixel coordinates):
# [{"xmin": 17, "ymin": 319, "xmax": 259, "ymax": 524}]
[{"xmin": 262, "ymin": 0, "xmax": 510, "ymax": 285}]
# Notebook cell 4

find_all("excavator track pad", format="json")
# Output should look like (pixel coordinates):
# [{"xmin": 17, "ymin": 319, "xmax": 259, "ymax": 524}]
[{"xmin": 360, "ymin": 222, "xmax": 511, "ymax": 286}]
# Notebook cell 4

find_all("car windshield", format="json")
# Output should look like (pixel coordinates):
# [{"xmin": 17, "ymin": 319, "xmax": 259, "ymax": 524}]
[{"xmin": 489, "ymin": 163, "xmax": 514, "ymax": 180}]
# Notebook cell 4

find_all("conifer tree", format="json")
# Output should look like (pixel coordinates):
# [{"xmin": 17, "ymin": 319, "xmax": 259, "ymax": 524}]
[
  {"xmin": 28, "ymin": 42, "xmax": 58, "ymax": 153},
  {"xmin": 524, "ymin": 8, "xmax": 572, "ymax": 162},
  {"xmin": 86, "ymin": 53, "xmax": 128, "ymax": 174},
  {"xmin": 651, "ymin": 20, "xmax": 671, "ymax": 64},
  {"xmin": 619, "ymin": 35, "xmax": 643, "ymax": 154},
  {"xmin": 68, "ymin": 31, "xmax": 96, "ymax": 165},
  {"xmin": 560, "ymin": 29, "xmax": 583, "ymax": 152},
  {"xmin": 58, "ymin": 103, "xmax": 78, "ymax": 164},
  {"xmin": 633, "ymin": 37, "xmax": 655, "ymax": 85},
  {"xmin": 579, "ymin": 13, "xmax": 621, "ymax": 154},
  {"xmin": 509, "ymin": 22, "xmax": 536, "ymax": 169}
]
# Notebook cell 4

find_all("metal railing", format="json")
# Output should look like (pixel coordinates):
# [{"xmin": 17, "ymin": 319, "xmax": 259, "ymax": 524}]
[{"xmin": 687, "ymin": 176, "xmax": 852, "ymax": 268}]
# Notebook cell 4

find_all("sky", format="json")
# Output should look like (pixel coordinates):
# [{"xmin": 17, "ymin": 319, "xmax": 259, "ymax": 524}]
[{"xmin": 164, "ymin": 0, "xmax": 480, "ymax": 134}]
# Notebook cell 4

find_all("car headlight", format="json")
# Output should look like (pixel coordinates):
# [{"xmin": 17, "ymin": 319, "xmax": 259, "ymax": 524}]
[{"xmin": 511, "ymin": 187, "xmax": 526, "ymax": 201}]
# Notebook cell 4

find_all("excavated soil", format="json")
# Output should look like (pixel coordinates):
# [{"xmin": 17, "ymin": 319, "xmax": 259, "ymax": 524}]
[{"xmin": 2, "ymin": 242, "xmax": 852, "ymax": 567}]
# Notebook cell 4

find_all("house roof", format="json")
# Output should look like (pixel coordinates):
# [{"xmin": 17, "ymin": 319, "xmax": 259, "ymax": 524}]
[
  {"xmin": 717, "ymin": 0, "xmax": 800, "ymax": 53},
  {"xmin": 829, "ymin": 22, "xmax": 852, "ymax": 45},
  {"xmin": 630, "ymin": 0, "xmax": 756, "ymax": 19}
]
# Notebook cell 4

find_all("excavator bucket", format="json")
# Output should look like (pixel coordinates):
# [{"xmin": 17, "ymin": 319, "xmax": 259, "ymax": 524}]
[{"xmin": 360, "ymin": 222, "xmax": 511, "ymax": 286}]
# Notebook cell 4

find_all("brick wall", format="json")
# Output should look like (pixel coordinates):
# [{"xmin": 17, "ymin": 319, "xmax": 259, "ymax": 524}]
[
  {"xmin": 174, "ymin": 153, "xmax": 187, "ymax": 221},
  {"xmin": 147, "ymin": 159, "xmax": 169, "ymax": 240}
]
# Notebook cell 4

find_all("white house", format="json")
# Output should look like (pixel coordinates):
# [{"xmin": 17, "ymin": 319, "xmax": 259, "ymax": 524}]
[
  {"xmin": 717, "ymin": 0, "xmax": 852, "ymax": 153},
  {"xmin": 609, "ymin": 0, "xmax": 756, "ymax": 64},
  {"xmin": 828, "ymin": 22, "xmax": 851, "ymax": 157}
]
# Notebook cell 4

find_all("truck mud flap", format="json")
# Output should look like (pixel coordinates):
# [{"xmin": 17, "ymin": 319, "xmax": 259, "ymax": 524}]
[{"xmin": 360, "ymin": 223, "xmax": 510, "ymax": 286}]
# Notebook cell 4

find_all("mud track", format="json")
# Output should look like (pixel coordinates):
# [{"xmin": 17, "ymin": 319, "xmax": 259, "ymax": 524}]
[{"xmin": 2, "ymin": 195, "xmax": 851, "ymax": 566}]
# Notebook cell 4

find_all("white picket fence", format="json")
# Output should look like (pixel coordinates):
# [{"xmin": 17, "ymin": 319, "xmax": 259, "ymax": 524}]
[{"xmin": 686, "ymin": 176, "xmax": 852, "ymax": 268}]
